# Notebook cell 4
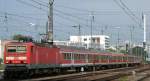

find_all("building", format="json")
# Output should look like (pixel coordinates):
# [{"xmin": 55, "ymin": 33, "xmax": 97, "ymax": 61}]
[
  {"xmin": 69, "ymin": 35, "xmax": 110, "ymax": 50},
  {"xmin": 54, "ymin": 40, "xmax": 69, "ymax": 46}
]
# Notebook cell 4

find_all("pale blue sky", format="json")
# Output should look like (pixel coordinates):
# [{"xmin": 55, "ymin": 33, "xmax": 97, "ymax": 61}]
[{"xmin": 0, "ymin": 0, "xmax": 150, "ymax": 44}]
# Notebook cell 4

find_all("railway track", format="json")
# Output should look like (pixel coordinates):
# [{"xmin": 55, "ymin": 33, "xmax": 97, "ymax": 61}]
[
  {"xmin": 20, "ymin": 66, "xmax": 150, "ymax": 81},
  {"xmin": 1, "ymin": 65, "xmax": 149, "ymax": 81}
]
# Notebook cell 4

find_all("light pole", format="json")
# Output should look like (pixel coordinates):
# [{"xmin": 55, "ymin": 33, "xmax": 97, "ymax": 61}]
[{"xmin": 143, "ymin": 14, "xmax": 146, "ymax": 62}]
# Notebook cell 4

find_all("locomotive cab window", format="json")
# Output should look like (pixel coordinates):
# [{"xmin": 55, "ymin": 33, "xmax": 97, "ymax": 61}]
[
  {"xmin": 7, "ymin": 46, "xmax": 16, "ymax": 52},
  {"xmin": 17, "ymin": 46, "xmax": 26, "ymax": 53},
  {"xmin": 7, "ymin": 45, "xmax": 26, "ymax": 53}
]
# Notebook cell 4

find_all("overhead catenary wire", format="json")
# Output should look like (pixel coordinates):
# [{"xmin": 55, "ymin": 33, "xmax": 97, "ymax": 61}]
[
  {"xmin": 0, "ymin": 11, "xmax": 46, "ymax": 20},
  {"xmin": 12, "ymin": 1, "xmax": 147, "ymax": 37},
  {"xmin": 28, "ymin": 0, "xmax": 105, "ymax": 32},
  {"xmin": 113, "ymin": 0, "xmax": 141, "ymax": 27},
  {"xmin": 15, "ymin": 0, "xmax": 47, "ymax": 12},
  {"xmin": 16, "ymin": 0, "xmax": 87, "ymax": 26},
  {"xmin": 0, "ymin": 22, "xmax": 70, "ymax": 37},
  {"xmin": 1, "ymin": 0, "xmax": 148, "ymax": 42},
  {"xmin": 119, "ymin": 0, "xmax": 141, "ymax": 21},
  {"xmin": 30, "ymin": 0, "xmax": 48, "ymax": 8},
  {"xmin": 30, "ymin": 0, "xmax": 91, "ymax": 24},
  {"xmin": 22, "ymin": 0, "xmax": 101, "ymax": 33},
  {"xmin": 27, "ymin": 0, "xmax": 134, "ymax": 34}
]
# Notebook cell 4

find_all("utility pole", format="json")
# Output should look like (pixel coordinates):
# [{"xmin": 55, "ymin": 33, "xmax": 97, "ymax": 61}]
[
  {"xmin": 4, "ymin": 13, "xmax": 8, "ymax": 32},
  {"xmin": 117, "ymin": 29, "xmax": 119, "ymax": 53},
  {"xmin": 115, "ymin": 27, "xmax": 120, "ymax": 53},
  {"xmin": 4, "ymin": 12, "xmax": 9, "ymax": 39},
  {"xmin": 79, "ymin": 24, "xmax": 81, "ymax": 45},
  {"xmin": 129, "ymin": 25, "xmax": 134, "ymax": 55},
  {"xmin": 90, "ymin": 13, "xmax": 94, "ymax": 48},
  {"xmin": 78, "ymin": 24, "xmax": 81, "ymax": 45},
  {"xmin": 72, "ymin": 24, "xmax": 81, "ymax": 46},
  {"xmin": 47, "ymin": 0, "xmax": 54, "ymax": 44}
]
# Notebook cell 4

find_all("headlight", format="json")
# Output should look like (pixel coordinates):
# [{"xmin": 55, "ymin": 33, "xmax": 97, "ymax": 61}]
[
  {"xmin": 18, "ymin": 57, "xmax": 27, "ymax": 60},
  {"xmin": 6, "ymin": 57, "xmax": 15, "ymax": 60}
]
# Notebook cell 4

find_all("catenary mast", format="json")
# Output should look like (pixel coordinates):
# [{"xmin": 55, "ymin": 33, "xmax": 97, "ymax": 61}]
[{"xmin": 47, "ymin": 0, "xmax": 54, "ymax": 44}]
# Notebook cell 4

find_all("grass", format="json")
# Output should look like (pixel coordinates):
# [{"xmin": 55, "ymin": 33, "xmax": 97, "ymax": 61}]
[
  {"xmin": 0, "ymin": 64, "xmax": 4, "ymax": 70},
  {"xmin": 118, "ymin": 76, "xmax": 129, "ymax": 81}
]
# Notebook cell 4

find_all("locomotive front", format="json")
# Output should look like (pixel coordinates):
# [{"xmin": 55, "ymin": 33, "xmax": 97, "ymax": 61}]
[
  {"xmin": 5, "ymin": 44, "xmax": 27, "ymax": 64},
  {"xmin": 4, "ymin": 42, "xmax": 33, "ymax": 78}
]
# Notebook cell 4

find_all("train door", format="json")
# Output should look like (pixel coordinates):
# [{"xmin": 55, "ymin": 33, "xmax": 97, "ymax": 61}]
[
  {"xmin": 35, "ymin": 46, "xmax": 39, "ymax": 64},
  {"xmin": 85, "ymin": 54, "xmax": 88, "ymax": 64},
  {"xmin": 71, "ymin": 52, "xmax": 74, "ymax": 65},
  {"xmin": 30, "ymin": 46, "xmax": 34, "ymax": 64}
]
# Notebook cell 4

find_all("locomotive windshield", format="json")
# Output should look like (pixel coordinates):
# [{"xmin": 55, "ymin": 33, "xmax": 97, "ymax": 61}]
[{"xmin": 7, "ymin": 45, "xmax": 26, "ymax": 53}]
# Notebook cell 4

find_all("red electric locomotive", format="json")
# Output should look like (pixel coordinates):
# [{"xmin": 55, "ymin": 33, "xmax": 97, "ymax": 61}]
[{"xmin": 4, "ymin": 42, "xmax": 142, "ymax": 77}]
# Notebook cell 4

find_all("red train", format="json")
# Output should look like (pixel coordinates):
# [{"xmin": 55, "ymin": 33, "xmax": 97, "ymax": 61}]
[{"xmin": 4, "ymin": 42, "xmax": 142, "ymax": 77}]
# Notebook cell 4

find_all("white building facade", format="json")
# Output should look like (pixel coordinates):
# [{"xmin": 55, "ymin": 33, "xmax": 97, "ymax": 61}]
[
  {"xmin": 54, "ymin": 40, "xmax": 69, "ymax": 46},
  {"xmin": 69, "ymin": 35, "xmax": 110, "ymax": 50}
]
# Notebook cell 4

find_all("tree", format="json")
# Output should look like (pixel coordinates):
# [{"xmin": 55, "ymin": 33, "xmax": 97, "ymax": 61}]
[
  {"xmin": 120, "ymin": 49, "xmax": 126, "ymax": 54},
  {"xmin": 12, "ymin": 34, "xmax": 33, "ymax": 42},
  {"xmin": 106, "ymin": 48, "xmax": 116, "ymax": 53}
]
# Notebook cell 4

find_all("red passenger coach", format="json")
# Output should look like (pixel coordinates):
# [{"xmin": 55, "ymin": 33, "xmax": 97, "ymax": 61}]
[{"xmin": 4, "ymin": 42, "xmax": 142, "ymax": 77}]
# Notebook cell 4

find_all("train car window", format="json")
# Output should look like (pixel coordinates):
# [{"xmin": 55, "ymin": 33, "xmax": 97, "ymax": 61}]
[
  {"xmin": 63, "ymin": 53, "xmax": 66, "ymax": 59},
  {"xmin": 69, "ymin": 53, "xmax": 71, "ymax": 60},
  {"xmin": 88, "ymin": 54, "xmax": 92, "ymax": 61},
  {"xmin": 79, "ymin": 54, "xmax": 81, "ymax": 60},
  {"xmin": 95, "ymin": 55, "xmax": 98, "ymax": 60},
  {"xmin": 102, "ymin": 55, "xmax": 107, "ymax": 60},
  {"xmin": 120, "ymin": 56, "xmax": 122, "ymax": 60},
  {"xmin": 106, "ymin": 56, "xmax": 108, "ymax": 60},
  {"xmin": 119, "ymin": 56, "xmax": 120, "ymax": 60},
  {"xmin": 101, "ymin": 56, "xmax": 104, "ymax": 60},
  {"xmin": 88, "ymin": 54, "xmax": 90, "ymax": 60},
  {"xmin": 76, "ymin": 54, "xmax": 78, "ymax": 60},
  {"xmin": 81, "ymin": 54, "xmax": 83, "ymax": 60},
  {"xmin": 109, "ymin": 56, "xmax": 112, "ymax": 60},
  {"xmin": 75, "ymin": 54, "xmax": 77, "ymax": 60},
  {"xmin": 114, "ymin": 56, "xmax": 115, "ymax": 60},
  {"xmin": 123, "ymin": 57, "xmax": 125, "ymax": 60},
  {"xmin": 78, "ymin": 54, "xmax": 80, "ymax": 60},
  {"xmin": 74, "ymin": 54, "xmax": 77, "ymax": 60},
  {"xmin": 104, "ymin": 56, "xmax": 106, "ymax": 60},
  {"xmin": 98, "ymin": 56, "xmax": 101, "ymax": 60},
  {"xmin": 63, "ymin": 53, "xmax": 68, "ymax": 60}
]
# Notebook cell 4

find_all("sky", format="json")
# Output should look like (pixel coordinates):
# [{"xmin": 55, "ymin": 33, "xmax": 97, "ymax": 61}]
[{"xmin": 0, "ymin": 0, "xmax": 150, "ymax": 45}]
